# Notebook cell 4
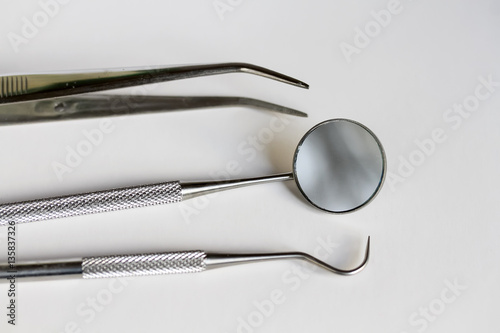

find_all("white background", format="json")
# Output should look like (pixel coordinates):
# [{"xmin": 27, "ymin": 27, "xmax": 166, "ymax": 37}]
[{"xmin": 0, "ymin": 0, "xmax": 499, "ymax": 332}]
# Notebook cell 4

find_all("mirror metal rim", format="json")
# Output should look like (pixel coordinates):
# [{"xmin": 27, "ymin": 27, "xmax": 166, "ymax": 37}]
[{"xmin": 292, "ymin": 118, "xmax": 387, "ymax": 214}]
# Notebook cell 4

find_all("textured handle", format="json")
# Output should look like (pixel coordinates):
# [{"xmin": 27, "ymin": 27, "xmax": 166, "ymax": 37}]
[
  {"xmin": 82, "ymin": 251, "xmax": 206, "ymax": 279},
  {"xmin": 0, "ymin": 182, "xmax": 182, "ymax": 226},
  {"xmin": 0, "ymin": 75, "xmax": 29, "ymax": 98}
]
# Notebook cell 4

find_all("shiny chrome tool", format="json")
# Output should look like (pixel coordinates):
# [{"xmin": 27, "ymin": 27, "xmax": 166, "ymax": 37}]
[
  {"xmin": 0, "ymin": 63, "xmax": 308, "ymax": 124},
  {"xmin": 0, "ymin": 119, "xmax": 386, "ymax": 226},
  {"xmin": 0, "ymin": 237, "xmax": 370, "ymax": 279}
]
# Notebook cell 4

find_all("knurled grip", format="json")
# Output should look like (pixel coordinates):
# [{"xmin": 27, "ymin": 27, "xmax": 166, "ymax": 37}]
[
  {"xmin": 0, "ymin": 181, "xmax": 182, "ymax": 226},
  {"xmin": 82, "ymin": 251, "xmax": 207, "ymax": 279}
]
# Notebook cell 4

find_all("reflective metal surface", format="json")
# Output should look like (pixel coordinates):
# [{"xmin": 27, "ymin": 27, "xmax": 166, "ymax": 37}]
[
  {"xmin": 205, "ymin": 236, "xmax": 370, "ymax": 276},
  {"xmin": 293, "ymin": 119, "xmax": 386, "ymax": 213},
  {"xmin": 181, "ymin": 173, "xmax": 293, "ymax": 200},
  {"xmin": 0, "ymin": 119, "xmax": 385, "ymax": 225},
  {"xmin": 0, "ymin": 95, "xmax": 307, "ymax": 125},
  {"xmin": 0, "ymin": 261, "xmax": 82, "ymax": 279},
  {"xmin": 0, "ymin": 238, "xmax": 370, "ymax": 279},
  {"xmin": 0, "ymin": 182, "xmax": 182, "ymax": 226},
  {"xmin": 0, "ymin": 63, "xmax": 308, "ymax": 104},
  {"xmin": 82, "ymin": 251, "xmax": 207, "ymax": 279}
]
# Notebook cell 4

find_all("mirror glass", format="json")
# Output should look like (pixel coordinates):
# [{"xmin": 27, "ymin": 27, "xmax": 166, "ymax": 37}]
[{"xmin": 293, "ymin": 119, "xmax": 385, "ymax": 213}]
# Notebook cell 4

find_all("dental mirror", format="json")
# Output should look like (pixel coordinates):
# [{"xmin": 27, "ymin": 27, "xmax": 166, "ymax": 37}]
[
  {"xmin": 0, "ymin": 118, "xmax": 386, "ymax": 225},
  {"xmin": 293, "ymin": 119, "xmax": 385, "ymax": 213}
]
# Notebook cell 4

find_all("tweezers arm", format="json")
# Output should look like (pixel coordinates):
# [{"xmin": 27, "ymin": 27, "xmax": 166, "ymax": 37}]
[
  {"xmin": 0, "ymin": 63, "xmax": 308, "ymax": 104},
  {"xmin": 0, "ymin": 95, "xmax": 307, "ymax": 125},
  {"xmin": 0, "ymin": 67, "xmax": 192, "ymax": 104}
]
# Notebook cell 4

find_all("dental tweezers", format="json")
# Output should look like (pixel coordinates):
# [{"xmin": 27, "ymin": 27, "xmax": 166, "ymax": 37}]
[{"xmin": 0, "ymin": 63, "xmax": 308, "ymax": 124}]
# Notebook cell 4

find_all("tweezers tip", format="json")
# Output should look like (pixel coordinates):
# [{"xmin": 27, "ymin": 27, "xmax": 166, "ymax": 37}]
[
  {"xmin": 287, "ymin": 79, "xmax": 308, "ymax": 89},
  {"xmin": 296, "ymin": 81, "xmax": 309, "ymax": 89}
]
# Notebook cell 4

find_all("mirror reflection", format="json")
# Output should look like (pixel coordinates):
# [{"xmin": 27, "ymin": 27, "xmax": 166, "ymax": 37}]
[{"xmin": 293, "ymin": 119, "xmax": 385, "ymax": 213}]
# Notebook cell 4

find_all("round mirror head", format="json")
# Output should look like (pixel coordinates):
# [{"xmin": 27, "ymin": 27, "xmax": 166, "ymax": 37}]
[{"xmin": 293, "ymin": 119, "xmax": 386, "ymax": 213}]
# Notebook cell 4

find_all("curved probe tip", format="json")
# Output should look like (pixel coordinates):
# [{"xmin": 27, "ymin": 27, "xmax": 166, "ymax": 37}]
[
  {"xmin": 312, "ymin": 235, "xmax": 370, "ymax": 276},
  {"xmin": 349, "ymin": 235, "xmax": 370, "ymax": 275}
]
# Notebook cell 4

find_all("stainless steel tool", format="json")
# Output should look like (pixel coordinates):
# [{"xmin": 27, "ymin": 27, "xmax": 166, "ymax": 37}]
[
  {"xmin": 0, "ymin": 95, "xmax": 307, "ymax": 124},
  {"xmin": 0, "ymin": 119, "xmax": 386, "ymax": 226},
  {"xmin": 0, "ymin": 237, "xmax": 370, "ymax": 279},
  {"xmin": 0, "ymin": 63, "xmax": 308, "ymax": 124}
]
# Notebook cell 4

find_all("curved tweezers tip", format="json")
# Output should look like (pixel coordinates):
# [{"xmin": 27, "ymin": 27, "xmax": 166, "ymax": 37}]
[
  {"xmin": 238, "ymin": 97, "xmax": 308, "ymax": 117},
  {"xmin": 231, "ymin": 62, "xmax": 309, "ymax": 89},
  {"xmin": 0, "ymin": 62, "xmax": 309, "ymax": 105}
]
